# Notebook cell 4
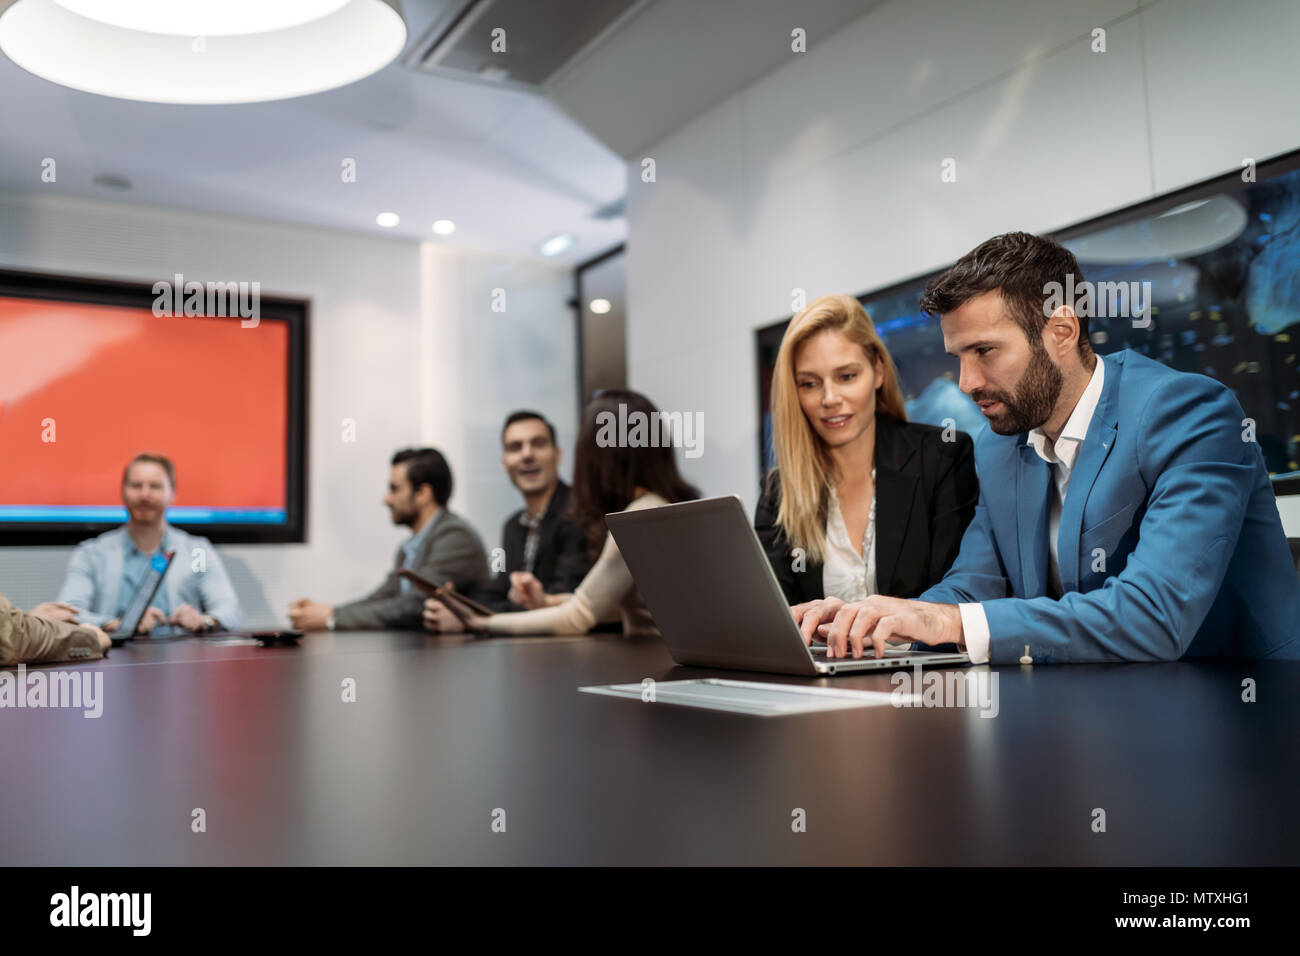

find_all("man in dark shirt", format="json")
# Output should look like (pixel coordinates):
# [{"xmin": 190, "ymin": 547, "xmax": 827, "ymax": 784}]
[{"xmin": 463, "ymin": 411, "xmax": 591, "ymax": 613}]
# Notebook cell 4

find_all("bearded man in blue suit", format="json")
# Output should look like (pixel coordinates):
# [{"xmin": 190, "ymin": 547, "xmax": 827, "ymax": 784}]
[{"xmin": 794, "ymin": 232, "xmax": 1300, "ymax": 664}]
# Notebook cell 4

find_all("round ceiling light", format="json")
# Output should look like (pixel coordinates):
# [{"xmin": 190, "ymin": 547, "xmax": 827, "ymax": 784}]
[
  {"xmin": 51, "ymin": 1, "xmax": 352, "ymax": 37},
  {"xmin": 0, "ymin": 0, "xmax": 406, "ymax": 104}
]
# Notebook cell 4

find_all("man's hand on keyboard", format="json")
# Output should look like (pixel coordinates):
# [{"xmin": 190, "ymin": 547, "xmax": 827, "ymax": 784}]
[{"xmin": 797, "ymin": 595, "xmax": 965, "ymax": 659}]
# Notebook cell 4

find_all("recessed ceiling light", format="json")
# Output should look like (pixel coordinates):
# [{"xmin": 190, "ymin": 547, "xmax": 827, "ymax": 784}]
[
  {"xmin": 589, "ymin": 298, "xmax": 612, "ymax": 314},
  {"xmin": 0, "ymin": 0, "xmax": 406, "ymax": 104},
  {"xmin": 432, "ymin": 219, "xmax": 456, "ymax": 235},
  {"xmin": 539, "ymin": 234, "xmax": 574, "ymax": 257},
  {"xmin": 376, "ymin": 212, "xmax": 400, "ymax": 228}
]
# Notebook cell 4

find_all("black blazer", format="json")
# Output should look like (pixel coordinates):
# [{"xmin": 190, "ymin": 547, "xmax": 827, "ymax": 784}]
[
  {"xmin": 464, "ymin": 480, "xmax": 593, "ymax": 613},
  {"xmin": 754, "ymin": 414, "xmax": 979, "ymax": 604}
]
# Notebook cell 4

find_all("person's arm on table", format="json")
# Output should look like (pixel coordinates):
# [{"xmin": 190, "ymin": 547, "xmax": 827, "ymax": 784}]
[
  {"xmin": 335, "ymin": 524, "xmax": 487, "ymax": 630},
  {"xmin": 294, "ymin": 557, "xmax": 400, "ymax": 631},
  {"xmin": 27, "ymin": 602, "xmax": 82, "ymax": 623},
  {"xmin": 302, "ymin": 542, "xmax": 406, "ymax": 630},
  {"xmin": 426, "ymin": 531, "xmax": 628, "ymax": 637},
  {"xmin": 506, "ymin": 570, "xmax": 578, "ymax": 610},
  {"xmin": 485, "ymin": 529, "xmax": 634, "ymax": 635},
  {"xmin": 486, "ymin": 535, "xmax": 631, "ymax": 639},
  {"xmin": 476, "ymin": 590, "xmax": 598, "ymax": 636},
  {"xmin": 330, "ymin": 577, "xmax": 410, "ymax": 630},
  {"xmin": 1, "ymin": 594, "xmax": 110, "ymax": 665}
]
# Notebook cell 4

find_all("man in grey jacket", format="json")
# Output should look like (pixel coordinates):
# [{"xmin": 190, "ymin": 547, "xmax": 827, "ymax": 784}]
[
  {"xmin": 290, "ymin": 447, "xmax": 488, "ymax": 631},
  {"xmin": 56, "ymin": 453, "xmax": 243, "ymax": 636}
]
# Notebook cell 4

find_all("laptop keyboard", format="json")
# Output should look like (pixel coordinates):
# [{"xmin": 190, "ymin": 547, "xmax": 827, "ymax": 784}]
[{"xmin": 810, "ymin": 643, "xmax": 916, "ymax": 658}]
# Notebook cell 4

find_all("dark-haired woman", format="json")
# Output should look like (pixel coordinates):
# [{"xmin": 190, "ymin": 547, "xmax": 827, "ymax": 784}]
[{"xmin": 423, "ymin": 389, "xmax": 699, "ymax": 637}]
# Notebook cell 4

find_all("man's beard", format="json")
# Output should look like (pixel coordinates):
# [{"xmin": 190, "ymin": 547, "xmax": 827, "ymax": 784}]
[{"xmin": 973, "ymin": 339, "xmax": 1063, "ymax": 435}]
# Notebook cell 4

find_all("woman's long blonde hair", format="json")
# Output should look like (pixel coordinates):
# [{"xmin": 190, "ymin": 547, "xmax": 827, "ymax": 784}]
[{"xmin": 768, "ymin": 294, "xmax": 907, "ymax": 563}]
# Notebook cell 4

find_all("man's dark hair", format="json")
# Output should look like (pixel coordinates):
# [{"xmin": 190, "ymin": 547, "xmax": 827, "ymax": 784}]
[
  {"xmin": 122, "ymin": 452, "xmax": 176, "ymax": 490},
  {"xmin": 392, "ymin": 447, "xmax": 453, "ymax": 506},
  {"xmin": 919, "ymin": 231, "xmax": 1092, "ymax": 356},
  {"xmin": 501, "ymin": 410, "xmax": 556, "ymax": 447}
]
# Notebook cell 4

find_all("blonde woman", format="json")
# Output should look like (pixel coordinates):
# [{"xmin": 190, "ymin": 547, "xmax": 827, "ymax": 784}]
[{"xmin": 755, "ymin": 294, "xmax": 978, "ymax": 608}]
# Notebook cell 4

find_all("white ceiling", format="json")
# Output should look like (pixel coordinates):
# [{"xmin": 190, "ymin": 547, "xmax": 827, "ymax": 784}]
[
  {"xmin": 549, "ymin": 0, "xmax": 884, "ymax": 159},
  {"xmin": 0, "ymin": 29, "xmax": 626, "ymax": 264},
  {"xmin": 0, "ymin": 0, "xmax": 881, "ymax": 264}
]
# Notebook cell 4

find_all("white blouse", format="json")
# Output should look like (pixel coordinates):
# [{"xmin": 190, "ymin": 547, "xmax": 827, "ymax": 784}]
[{"xmin": 821, "ymin": 472, "xmax": 877, "ymax": 602}]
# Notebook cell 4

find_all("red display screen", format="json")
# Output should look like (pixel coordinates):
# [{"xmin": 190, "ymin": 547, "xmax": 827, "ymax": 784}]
[{"xmin": 0, "ymin": 273, "xmax": 307, "ymax": 543}]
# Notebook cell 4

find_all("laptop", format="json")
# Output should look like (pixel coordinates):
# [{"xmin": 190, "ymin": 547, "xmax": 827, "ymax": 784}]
[
  {"xmin": 606, "ymin": 496, "xmax": 970, "ymax": 675},
  {"xmin": 110, "ymin": 549, "xmax": 175, "ymax": 645}
]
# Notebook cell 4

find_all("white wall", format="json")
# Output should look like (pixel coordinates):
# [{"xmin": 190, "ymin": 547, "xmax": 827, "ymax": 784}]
[
  {"xmin": 625, "ymin": 0, "xmax": 1300, "ymax": 535},
  {"xmin": 0, "ymin": 191, "xmax": 575, "ymax": 623},
  {"xmin": 419, "ymin": 244, "xmax": 578, "ymax": 539}
]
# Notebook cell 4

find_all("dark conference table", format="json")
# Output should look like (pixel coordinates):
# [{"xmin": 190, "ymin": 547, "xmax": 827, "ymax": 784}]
[{"xmin": 1, "ymin": 630, "xmax": 1297, "ymax": 866}]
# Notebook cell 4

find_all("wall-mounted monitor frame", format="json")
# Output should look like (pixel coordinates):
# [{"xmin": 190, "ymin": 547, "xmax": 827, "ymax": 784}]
[{"xmin": 0, "ymin": 268, "xmax": 309, "ymax": 545}]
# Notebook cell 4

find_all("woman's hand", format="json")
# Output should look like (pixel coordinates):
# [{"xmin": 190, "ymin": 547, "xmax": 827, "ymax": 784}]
[{"xmin": 790, "ymin": 597, "xmax": 845, "ymax": 644}]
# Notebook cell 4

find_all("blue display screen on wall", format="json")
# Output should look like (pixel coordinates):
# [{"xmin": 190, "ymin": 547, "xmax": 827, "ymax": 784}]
[{"xmin": 757, "ymin": 149, "xmax": 1300, "ymax": 497}]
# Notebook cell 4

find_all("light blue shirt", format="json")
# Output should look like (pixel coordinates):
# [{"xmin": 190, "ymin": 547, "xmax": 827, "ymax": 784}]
[
  {"xmin": 117, "ymin": 535, "xmax": 173, "ymax": 620},
  {"xmin": 398, "ymin": 510, "xmax": 442, "ymax": 595},
  {"xmin": 58, "ymin": 524, "xmax": 243, "ymax": 633}
]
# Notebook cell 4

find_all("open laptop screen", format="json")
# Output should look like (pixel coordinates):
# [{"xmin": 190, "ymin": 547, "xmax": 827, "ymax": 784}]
[{"xmin": 116, "ymin": 549, "xmax": 175, "ymax": 638}]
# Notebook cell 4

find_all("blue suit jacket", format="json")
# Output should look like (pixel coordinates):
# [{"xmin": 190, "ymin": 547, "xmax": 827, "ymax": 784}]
[{"xmin": 919, "ymin": 350, "xmax": 1300, "ymax": 663}]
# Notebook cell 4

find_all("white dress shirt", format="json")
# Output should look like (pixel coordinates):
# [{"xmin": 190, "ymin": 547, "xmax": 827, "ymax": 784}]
[
  {"xmin": 822, "ymin": 473, "xmax": 878, "ymax": 602},
  {"xmin": 959, "ymin": 359, "xmax": 1106, "ymax": 663}
]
